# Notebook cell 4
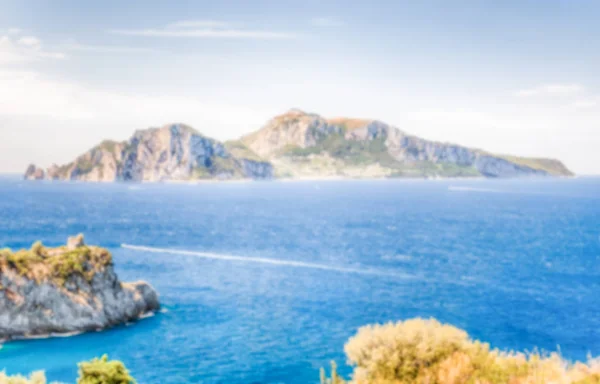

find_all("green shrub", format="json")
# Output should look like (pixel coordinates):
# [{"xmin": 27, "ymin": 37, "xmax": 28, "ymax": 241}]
[
  {"xmin": 47, "ymin": 247, "xmax": 90, "ymax": 285},
  {"xmin": 30, "ymin": 242, "xmax": 45, "ymax": 257},
  {"xmin": 77, "ymin": 355, "xmax": 135, "ymax": 384},
  {"xmin": 0, "ymin": 356, "xmax": 135, "ymax": 384},
  {"xmin": 0, "ymin": 240, "xmax": 112, "ymax": 286},
  {"xmin": 5, "ymin": 249, "xmax": 43, "ymax": 276}
]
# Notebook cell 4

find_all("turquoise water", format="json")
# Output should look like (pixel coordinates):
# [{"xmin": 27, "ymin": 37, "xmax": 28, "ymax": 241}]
[{"xmin": 0, "ymin": 177, "xmax": 599, "ymax": 383}]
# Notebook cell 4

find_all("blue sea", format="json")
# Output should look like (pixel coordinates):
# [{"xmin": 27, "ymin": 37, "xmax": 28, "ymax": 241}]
[{"xmin": 0, "ymin": 177, "xmax": 599, "ymax": 383}]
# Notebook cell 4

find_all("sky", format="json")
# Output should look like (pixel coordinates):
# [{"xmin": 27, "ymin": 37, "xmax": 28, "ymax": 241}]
[{"xmin": 0, "ymin": 0, "xmax": 599, "ymax": 174}]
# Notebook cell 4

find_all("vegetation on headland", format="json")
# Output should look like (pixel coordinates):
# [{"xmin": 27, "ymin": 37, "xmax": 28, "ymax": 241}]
[
  {"xmin": 4, "ymin": 318, "xmax": 600, "ymax": 384},
  {"xmin": 0, "ymin": 236, "xmax": 112, "ymax": 287},
  {"xmin": 224, "ymin": 140, "xmax": 267, "ymax": 162},
  {"xmin": 321, "ymin": 318, "xmax": 600, "ymax": 384},
  {"xmin": 0, "ymin": 355, "xmax": 134, "ymax": 384},
  {"xmin": 498, "ymin": 155, "xmax": 575, "ymax": 176},
  {"xmin": 77, "ymin": 355, "xmax": 136, "ymax": 384}
]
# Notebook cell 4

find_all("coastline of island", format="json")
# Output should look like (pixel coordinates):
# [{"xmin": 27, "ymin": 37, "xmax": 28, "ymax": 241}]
[{"xmin": 23, "ymin": 109, "xmax": 573, "ymax": 183}]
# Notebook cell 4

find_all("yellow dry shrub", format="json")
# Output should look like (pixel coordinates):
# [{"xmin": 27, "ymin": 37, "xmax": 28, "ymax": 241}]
[
  {"xmin": 329, "ymin": 318, "xmax": 600, "ymax": 384},
  {"xmin": 0, "ymin": 371, "xmax": 47, "ymax": 384}
]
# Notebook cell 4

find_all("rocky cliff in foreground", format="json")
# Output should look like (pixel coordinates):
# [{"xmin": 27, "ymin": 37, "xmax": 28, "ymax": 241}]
[
  {"xmin": 0, "ymin": 235, "xmax": 159, "ymax": 341},
  {"xmin": 24, "ymin": 110, "xmax": 573, "ymax": 181}
]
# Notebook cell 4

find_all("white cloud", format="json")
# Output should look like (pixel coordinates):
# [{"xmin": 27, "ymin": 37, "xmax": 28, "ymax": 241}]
[
  {"xmin": 62, "ymin": 41, "xmax": 160, "ymax": 54},
  {"xmin": 0, "ymin": 36, "xmax": 25, "ymax": 63},
  {"xmin": 513, "ymin": 83, "xmax": 599, "ymax": 111},
  {"xmin": 110, "ymin": 28, "xmax": 297, "ymax": 39},
  {"xmin": 0, "ymin": 66, "xmax": 282, "ymax": 172},
  {"xmin": 410, "ymin": 107, "xmax": 497, "ymax": 128},
  {"xmin": 109, "ymin": 21, "xmax": 298, "ymax": 39},
  {"xmin": 17, "ymin": 36, "xmax": 41, "ymax": 47},
  {"xmin": 0, "ymin": 68, "xmax": 275, "ymax": 136},
  {"xmin": 0, "ymin": 34, "xmax": 65, "ymax": 63},
  {"xmin": 311, "ymin": 17, "xmax": 344, "ymax": 27},
  {"xmin": 0, "ymin": 69, "xmax": 94, "ymax": 119},
  {"xmin": 515, "ymin": 83, "xmax": 584, "ymax": 97},
  {"xmin": 7, "ymin": 28, "xmax": 22, "ymax": 35},
  {"xmin": 167, "ymin": 20, "xmax": 232, "ymax": 29},
  {"xmin": 568, "ymin": 99, "xmax": 598, "ymax": 109}
]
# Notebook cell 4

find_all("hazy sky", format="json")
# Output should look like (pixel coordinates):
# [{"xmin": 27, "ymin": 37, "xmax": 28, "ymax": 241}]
[{"xmin": 0, "ymin": 0, "xmax": 599, "ymax": 174}]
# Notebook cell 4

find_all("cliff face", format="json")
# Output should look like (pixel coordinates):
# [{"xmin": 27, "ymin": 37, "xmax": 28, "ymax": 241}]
[
  {"xmin": 0, "ymin": 235, "xmax": 159, "ymax": 341},
  {"xmin": 238, "ymin": 109, "xmax": 573, "ymax": 178},
  {"xmin": 25, "ymin": 124, "xmax": 273, "ymax": 182},
  {"xmin": 24, "ymin": 110, "xmax": 573, "ymax": 181}
]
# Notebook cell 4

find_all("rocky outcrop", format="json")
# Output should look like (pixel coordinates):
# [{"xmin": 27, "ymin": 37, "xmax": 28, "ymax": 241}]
[
  {"xmin": 24, "ymin": 111, "xmax": 573, "ymax": 181},
  {"xmin": 66, "ymin": 233, "xmax": 85, "ymax": 250},
  {"xmin": 26, "ymin": 124, "xmax": 273, "ymax": 182},
  {"xmin": 24, "ymin": 164, "xmax": 45, "ymax": 180},
  {"xmin": 240, "ymin": 159, "xmax": 274, "ymax": 179},
  {"xmin": 0, "ymin": 235, "xmax": 159, "ymax": 341},
  {"xmin": 239, "ymin": 109, "xmax": 574, "ymax": 178}
]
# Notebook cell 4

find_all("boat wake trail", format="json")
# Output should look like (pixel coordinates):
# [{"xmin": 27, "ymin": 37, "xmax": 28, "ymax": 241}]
[
  {"xmin": 121, "ymin": 244, "xmax": 414, "ymax": 280},
  {"xmin": 448, "ymin": 186, "xmax": 502, "ymax": 193}
]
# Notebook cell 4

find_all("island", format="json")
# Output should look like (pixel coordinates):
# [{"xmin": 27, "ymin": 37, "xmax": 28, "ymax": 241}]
[
  {"xmin": 24, "ymin": 109, "xmax": 573, "ymax": 181},
  {"xmin": 0, "ymin": 234, "xmax": 159, "ymax": 341}
]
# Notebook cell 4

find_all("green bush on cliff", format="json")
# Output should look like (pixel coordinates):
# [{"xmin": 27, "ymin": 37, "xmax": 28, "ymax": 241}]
[
  {"xmin": 0, "ymin": 241, "xmax": 112, "ymax": 286},
  {"xmin": 284, "ymin": 134, "xmax": 397, "ymax": 168},
  {"xmin": 77, "ymin": 355, "xmax": 135, "ymax": 384},
  {"xmin": 4, "ymin": 249, "xmax": 43, "ymax": 276},
  {"xmin": 0, "ymin": 356, "xmax": 135, "ymax": 384},
  {"xmin": 74, "ymin": 158, "xmax": 95, "ymax": 175},
  {"xmin": 30, "ymin": 242, "xmax": 45, "ymax": 257},
  {"xmin": 47, "ymin": 247, "xmax": 91, "ymax": 285}
]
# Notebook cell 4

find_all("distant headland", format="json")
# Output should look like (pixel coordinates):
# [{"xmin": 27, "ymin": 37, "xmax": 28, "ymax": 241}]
[{"xmin": 24, "ymin": 109, "xmax": 573, "ymax": 182}]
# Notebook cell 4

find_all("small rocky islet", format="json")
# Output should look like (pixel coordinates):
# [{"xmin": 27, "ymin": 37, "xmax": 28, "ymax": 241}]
[{"xmin": 0, "ymin": 234, "xmax": 159, "ymax": 342}]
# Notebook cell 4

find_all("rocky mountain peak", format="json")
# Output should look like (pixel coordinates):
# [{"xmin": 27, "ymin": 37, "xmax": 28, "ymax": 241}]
[
  {"xmin": 286, "ymin": 108, "xmax": 308, "ymax": 115},
  {"xmin": 25, "ymin": 123, "xmax": 273, "ymax": 182},
  {"xmin": 326, "ymin": 117, "xmax": 374, "ymax": 131},
  {"xmin": 241, "ymin": 110, "xmax": 338, "ymax": 157},
  {"xmin": 23, "ymin": 110, "xmax": 574, "ymax": 180}
]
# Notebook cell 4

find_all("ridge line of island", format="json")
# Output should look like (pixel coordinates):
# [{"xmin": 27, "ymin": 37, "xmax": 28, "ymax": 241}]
[{"xmin": 24, "ymin": 108, "xmax": 574, "ymax": 182}]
